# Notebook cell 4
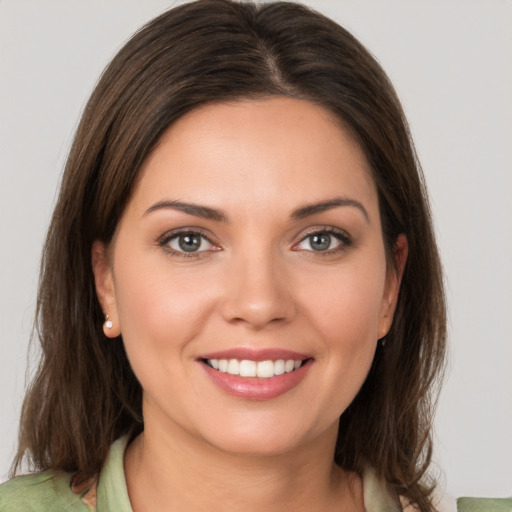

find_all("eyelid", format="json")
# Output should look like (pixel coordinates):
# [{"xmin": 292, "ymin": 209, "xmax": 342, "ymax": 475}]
[
  {"xmin": 292, "ymin": 226, "xmax": 352, "ymax": 253},
  {"xmin": 157, "ymin": 227, "xmax": 221, "ymax": 256}
]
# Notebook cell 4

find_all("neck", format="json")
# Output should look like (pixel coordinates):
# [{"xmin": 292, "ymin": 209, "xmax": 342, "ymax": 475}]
[{"xmin": 124, "ymin": 408, "xmax": 363, "ymax": 512}]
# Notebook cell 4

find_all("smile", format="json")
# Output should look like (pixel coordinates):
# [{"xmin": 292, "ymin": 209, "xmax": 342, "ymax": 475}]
[
  {"xmin": 205, "ymin": 358, "xmax": 303, "ymax": 378},
  {"xmin": 199, "ymin": 349, "xmax": 313, "ymax": 400}
]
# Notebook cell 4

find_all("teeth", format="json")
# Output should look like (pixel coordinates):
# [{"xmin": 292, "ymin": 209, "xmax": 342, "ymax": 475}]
[
  {"xmin": 257, "ymin": 360, "xmax": 274, "ymax": 379},
  {"xmin": 227, "ymin": 359, "xmax": 239, "ymax": 375},
  {"xmin": 206, "ymin": 358, "xmax": 304, "ymax": 378},
  {"xmin": 239, "ymin": 359, "xmax": 256, "ymax": 377},
  {"xmin": 274, "ymin": 359, "xmax": 285, "ymax": 376}
]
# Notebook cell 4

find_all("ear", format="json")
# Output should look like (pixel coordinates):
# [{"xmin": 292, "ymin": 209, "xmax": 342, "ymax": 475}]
[
  {"xmin": 378, "ymin": 234, "xmax": 408, "ymax": 339},
  {"xmin": 91, "ymin": 241, "xmax": 121, "ymax": 338}
]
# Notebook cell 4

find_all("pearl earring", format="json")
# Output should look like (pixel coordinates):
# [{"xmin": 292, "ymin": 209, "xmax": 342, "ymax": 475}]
[
  {"xmin": 104, "ymin": 315, "xmax": 113, "ymax": 329},
  {"xmin": 379, "ymin": 324, "xmax": 388, "ymax": 346}
]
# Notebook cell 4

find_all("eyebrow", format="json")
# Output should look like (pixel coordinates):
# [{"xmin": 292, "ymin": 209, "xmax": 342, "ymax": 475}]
[
  {"xmin": 143, "ymin": 196, "xmax": 369, "ymax": 223},
  {"xmin": 144, "ymin": 200, "xmax": 228, "ymax": 222},
  {"xmin": 291, "ymin": 197, "xmax": 369, "ymax": 223}
]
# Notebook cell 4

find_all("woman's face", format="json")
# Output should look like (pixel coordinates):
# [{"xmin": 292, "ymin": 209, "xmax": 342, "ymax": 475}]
[{"xmin": 94, "ymin": 97, "xmax": 405, "ymax": 457}]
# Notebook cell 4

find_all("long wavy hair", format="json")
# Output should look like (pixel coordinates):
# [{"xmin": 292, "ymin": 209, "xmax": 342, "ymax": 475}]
[{"xmin": 13, "ymin": 1, "xmax": 446, "ymax": 510}]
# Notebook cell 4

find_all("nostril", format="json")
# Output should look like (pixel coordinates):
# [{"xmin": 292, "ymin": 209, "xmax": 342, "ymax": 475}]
[
  {"xmin": 221, "ymin": 301, "xmax": 294, "ymax": 329},
  {"xmin": 218, "ymin": 262, "xmax": 297, "ymax": 328}
]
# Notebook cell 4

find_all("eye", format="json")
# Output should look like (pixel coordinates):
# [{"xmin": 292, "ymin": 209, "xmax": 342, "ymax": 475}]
[
  {"xmin": 160, "ymin": 230, "xmax": 217, "ymax": 255},
  {"xmin": 294, "ymin": 228, "xmax": 351, "ymax": 253}
]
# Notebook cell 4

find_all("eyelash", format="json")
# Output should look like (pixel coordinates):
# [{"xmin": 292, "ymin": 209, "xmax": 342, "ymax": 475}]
[
  {"xmin": 157, "ymin": 226, "xmax": 353, "ymax": 259},
  {"xmin": 157, "ymin": 229, "xmax": 218, "ymax": 259},
  {"xmin": 293, "ymin": 227, "xmax": 353, "ymax": 256}
]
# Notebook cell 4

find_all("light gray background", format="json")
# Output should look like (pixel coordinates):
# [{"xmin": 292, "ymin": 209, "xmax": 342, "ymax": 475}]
[{"xmin": 1, "ymin": 0, "xmax": 511, "ymax": 499}]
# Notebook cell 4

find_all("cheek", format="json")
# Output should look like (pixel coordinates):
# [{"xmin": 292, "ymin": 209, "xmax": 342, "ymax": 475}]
[
  {"xmin": 296, "ymin": 257, "xmax": 386, "ymax": 403},
  {"xmin": 112, "ymin": 252, "xmax": 218, "ymax": 368},
  {"xmin": 300, "ymin": 258, "xmax": 386, "ymax": 344}
]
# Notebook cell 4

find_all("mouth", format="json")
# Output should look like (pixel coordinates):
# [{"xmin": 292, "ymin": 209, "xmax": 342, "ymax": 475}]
[
  {"xmin": 198, "ymin": 350, "xmax": 313, "ymax": 400},
  {"xmin": 203, "ymin": 358, "xmax": 305, "ymax": 378}
]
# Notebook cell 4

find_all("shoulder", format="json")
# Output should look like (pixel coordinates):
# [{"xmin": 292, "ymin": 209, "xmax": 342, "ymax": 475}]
[
  {"xmin": 362, "ymin": 467, "xmax": 460, "ymax": 512},
  {"xmin": 0, "ymin": 436, "xmax": 129, "ymax": 512},
  {"xmin": 0, "ymin": 471, "xmax": 92, "ymax": 512},
  {"xmin": 457, "ymin": 497, "xmax": 512, "ymax": 512}
]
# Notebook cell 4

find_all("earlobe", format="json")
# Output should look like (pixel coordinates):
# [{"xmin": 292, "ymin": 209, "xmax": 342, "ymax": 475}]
[
  {"xmin": 91, "ymin": 241, "xmax": 121, "ymax": 338},
  {"xmin": 379, "ymin": 234, "xmax": 408, "ymax": 338}
]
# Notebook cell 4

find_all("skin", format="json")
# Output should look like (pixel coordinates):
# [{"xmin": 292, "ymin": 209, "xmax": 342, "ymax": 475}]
[{"xmin": 93, "ymin": 96, "xmax": 407, "ymax": 512}]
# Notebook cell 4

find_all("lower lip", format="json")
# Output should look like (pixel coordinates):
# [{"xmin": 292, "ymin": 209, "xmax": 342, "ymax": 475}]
[{"xmin": 200, "ymin": 360, "xmax": 312, "ymax": 400}]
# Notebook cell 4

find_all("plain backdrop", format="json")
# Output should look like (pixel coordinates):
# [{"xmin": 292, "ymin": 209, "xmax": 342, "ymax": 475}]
[{"xmin": 1, "ymin": 0, "xmax": 511, "ymax": 499}]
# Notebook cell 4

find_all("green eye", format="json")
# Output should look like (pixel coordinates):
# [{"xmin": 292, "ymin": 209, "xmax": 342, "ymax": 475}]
[
  {"xmin": 164, "ymin": 231, "xmax": 214, "ymax": 254},
  {"xmin": 177, "ymin": 233, "xmax": 202, "ymax": 252},
  {"xmin": 308, "ymin": 233, "xmax": 332, "ymax": 251},
  {"xmin": 295, "ymin": 229, "xmax": 351, "ymax": 254}
]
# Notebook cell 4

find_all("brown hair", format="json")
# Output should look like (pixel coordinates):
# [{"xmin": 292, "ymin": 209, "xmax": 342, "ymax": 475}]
[{"xmin": 13, "ymin": 1, "xmax": 446, "ymax": 510}]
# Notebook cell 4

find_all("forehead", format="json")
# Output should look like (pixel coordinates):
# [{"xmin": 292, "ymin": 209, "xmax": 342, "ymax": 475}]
[{"xmin": 131, "ymin": 97, "xmax": 378, "ymax": 218}]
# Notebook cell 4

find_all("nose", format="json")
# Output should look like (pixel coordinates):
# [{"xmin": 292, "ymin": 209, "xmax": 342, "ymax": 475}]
[{"xmin": 219, "ymin": 250, "xmax": 296, "ymax": 330}]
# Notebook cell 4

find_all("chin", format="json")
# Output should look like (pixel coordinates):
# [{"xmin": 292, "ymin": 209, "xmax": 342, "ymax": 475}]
[
  {"xmin": 191, "ymin": 410, "xmax": 336, "ymax": 460},
  {"xmin": 206, "ymin": 431, "xmax": 306, "ymax": 459}
]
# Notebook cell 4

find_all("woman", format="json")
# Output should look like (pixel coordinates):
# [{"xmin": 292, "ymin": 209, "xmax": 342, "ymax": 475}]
[{"xmin": 0, "ymin": 0, "xmax": 448, "ymax": 510}]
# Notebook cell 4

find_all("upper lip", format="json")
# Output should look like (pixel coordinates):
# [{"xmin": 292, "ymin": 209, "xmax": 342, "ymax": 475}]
[{"xmin": 199, "ymin": 348, "xmax": 312, "ymax": 362}]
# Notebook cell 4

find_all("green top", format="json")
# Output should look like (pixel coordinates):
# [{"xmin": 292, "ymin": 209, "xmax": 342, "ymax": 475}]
[
  {"xmin": 0, "ymin": 437, "xmax": 131, "ymax": 511},
  {"xmin": 457, "ymin": 497, "xmax": 512, "ymax": 512},
  {"xmin": 0, "ymin": 437, "xmax": 509, "ymax": 511}
]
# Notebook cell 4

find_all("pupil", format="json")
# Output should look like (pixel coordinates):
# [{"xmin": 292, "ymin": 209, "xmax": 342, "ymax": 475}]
[
  {"xmin": 179, "ymin": 234, "xmax": 201, "ymax": 252},
  {"xmin": 311, "ymin": 234, "xmax": 330, "ymax": 251}
]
